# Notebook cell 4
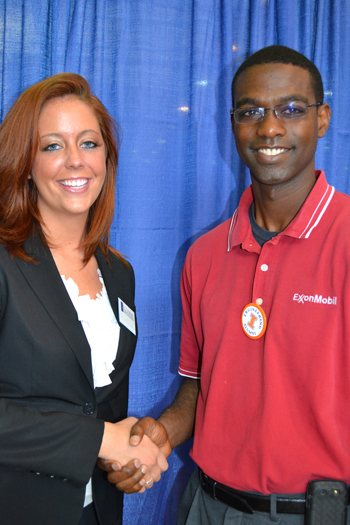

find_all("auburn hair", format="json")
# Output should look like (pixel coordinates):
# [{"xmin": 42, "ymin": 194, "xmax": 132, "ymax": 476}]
[{"xmin": 0, "ymin": 72, "xmax": 125, "ymax": 264}]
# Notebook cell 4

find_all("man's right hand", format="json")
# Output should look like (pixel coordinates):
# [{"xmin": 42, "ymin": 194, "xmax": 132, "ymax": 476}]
[{"xmin": 97, "ymin": 458, "xmax": 150, "ymax": 494}]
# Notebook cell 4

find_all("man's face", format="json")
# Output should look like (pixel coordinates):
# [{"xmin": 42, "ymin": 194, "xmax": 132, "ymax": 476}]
[{"xmin": 232, "ymin": 63, "xmax": 330, "ymax": 189}]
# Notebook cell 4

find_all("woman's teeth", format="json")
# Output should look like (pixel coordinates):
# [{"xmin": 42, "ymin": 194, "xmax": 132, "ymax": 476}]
[{"xmin": 60, "ymin": 179, "xmax": 88, "ymax": 188}]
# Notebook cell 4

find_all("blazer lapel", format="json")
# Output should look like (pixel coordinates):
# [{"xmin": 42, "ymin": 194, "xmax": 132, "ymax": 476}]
[
  {"xmin": 95, "ymin": 248, "xmax": 121, "ymax": 323},
  {"xmin": 15, "ymin": 233, "xmax": 94, "ymax": 390},
  {"xmin": 95, "ymin": 248, "xmax": 136, "ymax": 373}
]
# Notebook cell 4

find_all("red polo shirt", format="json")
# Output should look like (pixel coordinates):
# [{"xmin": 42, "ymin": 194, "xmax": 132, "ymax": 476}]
[{"xmin": 179, "ymin": 171, "xmax": 350, "ymax": 494}]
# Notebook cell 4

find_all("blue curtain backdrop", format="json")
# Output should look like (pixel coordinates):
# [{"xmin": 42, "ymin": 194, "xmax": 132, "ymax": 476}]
[{"xmin": 1, "ymin": 0, "xmax": 349, "ymax": 523}]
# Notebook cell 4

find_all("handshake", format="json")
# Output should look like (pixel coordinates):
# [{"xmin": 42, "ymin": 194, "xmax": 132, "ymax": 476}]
[
  {"xmin": 97, "ymin": 378, "xmax": 199, "ymax": 493},
  {"xmin": 97, "ymin": 416, "xmax": 171, "ymax": 494}
]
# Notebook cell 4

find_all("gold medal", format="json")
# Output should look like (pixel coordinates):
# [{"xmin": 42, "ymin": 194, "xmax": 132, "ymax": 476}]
[{"xmin": 241, "ymin": 303, "xmax": 267, "ymax": 339}]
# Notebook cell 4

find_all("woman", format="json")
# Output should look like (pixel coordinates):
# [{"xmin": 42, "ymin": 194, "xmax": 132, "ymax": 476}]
[{"xmin": 0, "ymin": 73, "xmax": 167, "ymax": 525}]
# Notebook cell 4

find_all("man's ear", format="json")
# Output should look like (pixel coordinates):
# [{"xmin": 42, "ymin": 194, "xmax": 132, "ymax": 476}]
[{"xmin": 317, "ymin": 103, "xmax": 331, "ymax": 138}]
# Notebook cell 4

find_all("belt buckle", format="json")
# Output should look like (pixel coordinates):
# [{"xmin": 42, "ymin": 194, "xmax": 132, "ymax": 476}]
[{"xmin": 201, "ymin": 471, "xmax": 217, "ymax": 500}]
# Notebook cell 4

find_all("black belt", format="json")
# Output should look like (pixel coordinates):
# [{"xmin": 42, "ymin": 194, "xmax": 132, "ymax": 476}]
[{"xmin": 199, "ymin": 469, "xmax": 350, "ymax": 515}]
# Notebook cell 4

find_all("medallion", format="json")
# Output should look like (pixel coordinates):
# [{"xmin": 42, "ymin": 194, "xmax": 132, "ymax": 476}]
[{"xmin": 241, "ymin": 303, "xmax": 267, "ymax": 339}]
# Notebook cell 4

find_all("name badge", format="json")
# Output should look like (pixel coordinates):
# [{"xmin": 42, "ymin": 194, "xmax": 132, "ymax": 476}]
[
  {"xmin": 118, "ymin": 298, "xmax": 136, "ymax": 335},
  {"xmin": 241, "ymin": 303, "xmax": 267, "ymax": 339}
]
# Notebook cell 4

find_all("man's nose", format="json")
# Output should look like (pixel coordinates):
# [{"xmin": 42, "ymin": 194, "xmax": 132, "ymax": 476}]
[{"xmin": 256, "ymin": 108, "xmax": 286, "ymax": 138}]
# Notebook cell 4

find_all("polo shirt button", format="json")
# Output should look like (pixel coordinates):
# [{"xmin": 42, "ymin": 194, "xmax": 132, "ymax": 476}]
[
  {"xmin": 261, "ymin": 264, "xmax": 268, "ymax": 271},
  {"xmin": 83, "ymin": 402, "xmax": 95, "ymax": 415},
  {"xmin": 256, "ymin": 298, "xmax": 263, "ymax": 305}
]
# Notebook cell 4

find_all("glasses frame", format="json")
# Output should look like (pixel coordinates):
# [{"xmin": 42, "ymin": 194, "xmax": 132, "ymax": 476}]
[{"xmin": 230, "ymin": 102, "xmax": 322, "ymax": 124}]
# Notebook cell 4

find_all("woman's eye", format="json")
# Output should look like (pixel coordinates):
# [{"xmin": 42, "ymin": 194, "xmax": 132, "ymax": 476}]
[
  {"xmin": 44, "ymin": 143, "xmax": 60, "ymax": 151},
  {"xmin": 81, "ymin": 141, "xmax": 97, "ymax": 149}
]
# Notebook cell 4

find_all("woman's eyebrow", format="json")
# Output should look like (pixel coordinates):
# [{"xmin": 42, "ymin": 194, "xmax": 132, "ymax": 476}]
[{"xmin": 40, "ymin": 129, "xmax": 100, "ymax": 139}]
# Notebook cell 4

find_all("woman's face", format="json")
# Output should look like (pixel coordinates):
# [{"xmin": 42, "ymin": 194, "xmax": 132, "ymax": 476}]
[{"xmin": 32, "ymin": 96, "xmax": 107, "ymax": 225}]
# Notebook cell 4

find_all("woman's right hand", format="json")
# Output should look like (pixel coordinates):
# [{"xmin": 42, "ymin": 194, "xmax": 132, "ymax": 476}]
[
  {"xmin": 98, "ymin": 417, "xmax": 168, "ymax": 489},
  {"xmin": 97, "ymin": 416, "xmax": 172, "ymax": 493}
]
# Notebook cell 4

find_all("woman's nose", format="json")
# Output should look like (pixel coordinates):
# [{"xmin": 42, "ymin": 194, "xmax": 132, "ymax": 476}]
[{"xmin": 65, "ymin": 145, "xmax": 84, "ymax": 168}]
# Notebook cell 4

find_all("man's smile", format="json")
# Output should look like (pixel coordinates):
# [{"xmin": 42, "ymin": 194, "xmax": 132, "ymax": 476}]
[{"xmin": 256, "ymin": 147, "xmax": 291, "ymax": 156}]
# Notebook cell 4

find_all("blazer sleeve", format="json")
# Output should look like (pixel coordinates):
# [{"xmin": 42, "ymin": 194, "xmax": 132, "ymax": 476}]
[{"xmin": 0, "ymin": 399, "xmax": 104, "ymax": 488}]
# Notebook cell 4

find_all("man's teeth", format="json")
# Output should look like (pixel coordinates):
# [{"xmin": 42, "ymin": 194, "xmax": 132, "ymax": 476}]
[
  {"xmin": 60, "ymin": 179, "xmax": 88, "ymax": 188},
  {"xmin": 258, "ymin": 148, "xmax": 288, "ymax": 156}
]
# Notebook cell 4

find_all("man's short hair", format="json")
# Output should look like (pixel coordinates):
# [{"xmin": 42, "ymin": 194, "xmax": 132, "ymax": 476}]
[{"xmin": 231, "ymin": 45, "xmax": 324, "ymax": 107}]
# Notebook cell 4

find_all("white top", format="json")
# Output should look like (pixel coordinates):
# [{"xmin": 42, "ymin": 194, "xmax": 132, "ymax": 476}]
[
  {"xmin": 61, "ymin": 269, "xmax": 120, "ymax": 507},
  {"xmin": 61, "ymin": 269, "xmax": 120, "ymax": 388}
]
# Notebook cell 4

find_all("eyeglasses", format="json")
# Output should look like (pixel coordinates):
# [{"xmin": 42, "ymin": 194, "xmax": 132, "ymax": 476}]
[{"xmin": 230, "ymin": 101, "xmax": 322, "ymax": 124}]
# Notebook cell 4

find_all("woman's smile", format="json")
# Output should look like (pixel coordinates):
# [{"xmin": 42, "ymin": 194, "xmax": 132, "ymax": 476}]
[{"xmin": 58, "ymin": 178, "xmax": 90, "ymax": 190}]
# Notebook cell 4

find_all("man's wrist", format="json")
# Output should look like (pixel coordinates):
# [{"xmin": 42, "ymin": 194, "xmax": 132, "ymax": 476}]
[{"xmin": 156, "ymin": 417, "xmax": 174, "ymax": 455}]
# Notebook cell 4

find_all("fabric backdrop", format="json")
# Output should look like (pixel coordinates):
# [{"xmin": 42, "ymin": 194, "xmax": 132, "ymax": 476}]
[{"xmin": 0, "ymin": 0, "xmax": 349, "ymax": 523}]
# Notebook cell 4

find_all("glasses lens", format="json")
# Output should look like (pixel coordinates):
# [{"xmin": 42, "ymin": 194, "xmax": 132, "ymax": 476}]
[
  {"xmin": 234, "ymin": 107, "xmax": 264, "ymax": 123},
  {"xmin": 275, "ymin": 102, "xmax": 308, "ymax": 120}
]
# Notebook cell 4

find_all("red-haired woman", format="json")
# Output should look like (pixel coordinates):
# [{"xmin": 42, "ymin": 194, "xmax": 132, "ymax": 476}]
[{"xmin": 0, "ymin": 74, "xmax": 167, "ymax": 525}]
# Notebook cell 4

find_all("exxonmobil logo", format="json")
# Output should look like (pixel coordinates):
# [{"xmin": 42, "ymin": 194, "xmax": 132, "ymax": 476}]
[{"xmin": 293, "ymin": 293, "xmax": 337, "ymax": 305}]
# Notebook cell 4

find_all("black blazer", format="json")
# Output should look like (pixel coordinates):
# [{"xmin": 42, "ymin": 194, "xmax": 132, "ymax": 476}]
[{"xmin": 0, "ymin": 233, "xmax": 137, "ymax": 525}]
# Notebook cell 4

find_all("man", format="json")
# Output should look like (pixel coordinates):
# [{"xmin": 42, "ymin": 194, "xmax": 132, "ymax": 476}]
[{"xmin": 103, "ymin": 46, "xmax": 350, "ymax": 524}]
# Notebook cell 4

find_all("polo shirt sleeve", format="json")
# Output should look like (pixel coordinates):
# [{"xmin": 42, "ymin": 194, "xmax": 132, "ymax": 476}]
[{"xmin": 178, "ymin": 245, "xmax": 202, "ymax": 379}]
